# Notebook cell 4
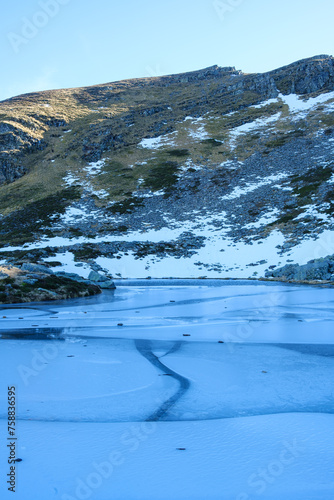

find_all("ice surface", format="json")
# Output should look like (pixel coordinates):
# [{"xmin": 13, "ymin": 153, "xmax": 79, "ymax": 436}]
[
  {"xmin": 163, "ymin": 343, "xmax": 334, "ymax": 419},
  {"xmin": 1, "ymin": 282, "xmax": 334, "ymax": 499},
  {"xmin": 2, "ymin": 281, "xmax": 333, "ymax": 342},
  {"xmin": 1, "ymin": 414, "xmax": 334, "ymax": 500},
  {"xmin": 0, "ymin": 338, "xmax": 178, "ymax": 422},
  {"xmin": 5, "ymin": 221, "xmax": 333, "ymax": 279}
]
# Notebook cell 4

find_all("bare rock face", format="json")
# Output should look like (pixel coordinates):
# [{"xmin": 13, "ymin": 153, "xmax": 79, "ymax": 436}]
[
  {"xmin": 265, "ymin": 256, "xmax": 334, "ymax": 282},
  {"xmin": 0, "ymin": 154, "xmax": 26, "ymax": 185},
  {"xmin": 268, "ymin": 55, "xmax": 334, "ymax": 95}
]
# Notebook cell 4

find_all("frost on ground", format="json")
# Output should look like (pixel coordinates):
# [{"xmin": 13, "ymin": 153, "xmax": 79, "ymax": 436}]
[{"xmin": 0, "ymin": 282, "xmax": 334, "ymax": 500}]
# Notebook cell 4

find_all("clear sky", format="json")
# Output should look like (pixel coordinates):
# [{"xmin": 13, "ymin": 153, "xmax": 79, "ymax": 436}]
[{"xmin": 1, "ymin": 0, "xmax": 333, "ymax": 101}]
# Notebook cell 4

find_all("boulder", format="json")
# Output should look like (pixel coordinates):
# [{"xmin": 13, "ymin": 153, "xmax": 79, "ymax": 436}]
[
  {"xmin": 98, "ymin": 280, "xmax": 116, "ymax": 289},
  {"xmin": 88, "ymin": 270, "xmax": 108, "ymax": 282},
  {"xmin": 21, "ymin": 263, "xmax": 53, "ymax": 275},
  {"xmin": 88, "ymin": 270, "xmax": 102, "ymax": 282}
]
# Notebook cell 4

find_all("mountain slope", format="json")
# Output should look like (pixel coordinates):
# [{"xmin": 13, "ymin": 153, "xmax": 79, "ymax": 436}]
[{"xmin": 1, "ymin": 55, "xmax": 334, "ymax": 279}]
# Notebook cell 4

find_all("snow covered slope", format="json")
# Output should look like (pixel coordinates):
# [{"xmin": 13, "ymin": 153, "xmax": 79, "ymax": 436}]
[{"xmin": 1, "ymin": 55, "xmax": 334, "ymax": 279}]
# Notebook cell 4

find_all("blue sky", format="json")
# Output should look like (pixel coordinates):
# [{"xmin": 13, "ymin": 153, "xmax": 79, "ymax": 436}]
[{"xmin": 1, "ymin": 0, "xmax": 334, "ymax": 101}]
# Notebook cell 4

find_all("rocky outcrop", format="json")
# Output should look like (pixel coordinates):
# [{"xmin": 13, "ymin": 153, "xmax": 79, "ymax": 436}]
[
  {"xmin": 268, "ymin": 55, "xmax": 334, "ymax": 95},
  {"xmin": 21, "ymin": 262, "xmax": 54, "ymax": 274},
  {"xmin": 0, "ymin": 265, "xmax": 104, "ymax": 304},
  {"xmin": 0, "ymin": 153, "xmax": 27, "ymax": 184},
  {"xmin": 265, "ymin": 255, "xmax": 334, "ymax": 282},
  {"xmin": 157, "ymin": 65, "xmax": 241, "ymax": 85}
]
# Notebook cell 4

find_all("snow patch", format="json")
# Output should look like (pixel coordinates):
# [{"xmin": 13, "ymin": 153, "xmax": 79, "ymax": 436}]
[
  {"xmin": 221, "ymin": 173, "xmax": 289, "ymax": 200},
  {"xmin": 243, "ymin": 208, "xmax": 280, "ymax": 229},
  {"xmin": 44, "ymin": 251, "xmax": 91, "ymax": 278},
  {"xmin": 229, "ymin": 113, "xmax": 281, "ymax": 148},
  {"xmin": 295, "ymin": 205, "xmax": 331, "ymax": 222},
  {"xmin": 84, "ymin": 159, "xmax": 106, "ymax": 176},
  {"xmin": 63, "ymin": 172, "xmax": 80, "ymax": 187},
  {"xmin": 139, "ymin": 132, "xmax": 177, "ymax": 149},
  {"xmin": 59, "ymin": 206, "xmax": 102, "ymax": 225},
  {"xmin": 250, "ymin": 97, "xmax": 281, "ymax": 109}
]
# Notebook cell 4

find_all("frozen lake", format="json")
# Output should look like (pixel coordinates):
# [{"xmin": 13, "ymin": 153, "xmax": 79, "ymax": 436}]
[{"xmin": 0, "ymin": 280, "xmax": 334, "ymax": 499}]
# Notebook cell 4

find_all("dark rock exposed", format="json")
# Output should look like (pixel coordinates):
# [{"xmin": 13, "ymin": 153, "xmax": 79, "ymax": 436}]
[
  {"xmin": 0, "ymin": 265, "xmax": 104, "ymax": 304},
  {"xmin": 265, "ymin": 255, "xmax": 334, "ymax": 282}
]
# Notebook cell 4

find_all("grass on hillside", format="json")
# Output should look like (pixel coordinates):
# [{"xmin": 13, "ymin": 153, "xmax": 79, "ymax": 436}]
[
  {"xmin": 1, "ymin": 74, "xmax": 334, "ymax": 235},
  {"xmin": 0, "ymin": 186, "xmax": 81, "ymax": 246}
]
